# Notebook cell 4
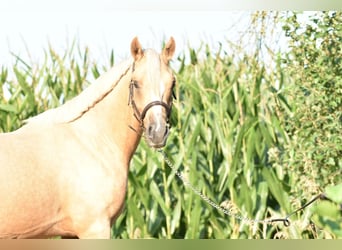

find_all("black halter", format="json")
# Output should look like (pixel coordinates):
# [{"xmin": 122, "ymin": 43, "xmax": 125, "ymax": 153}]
[{"xmin": 128, "ymin": 63, "xmax": 173, "ymax": 130}]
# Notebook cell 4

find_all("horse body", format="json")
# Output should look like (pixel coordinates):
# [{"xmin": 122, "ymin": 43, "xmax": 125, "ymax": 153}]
[
  {"xmin": 0, "ymin": 64, "xmax": 135, "ymax": 239},
  {"xmin": 0, "ymin": 37, "xmax": 176, "ymax": 238}
]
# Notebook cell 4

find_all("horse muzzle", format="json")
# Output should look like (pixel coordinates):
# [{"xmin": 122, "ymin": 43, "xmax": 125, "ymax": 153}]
[
  {"xmin": 135, "ymin": 100, "xmax": 172, "ymax": 148},
  {"xmin": 145, "ymin": 120, "xmax": 170, "ymax": 148}
]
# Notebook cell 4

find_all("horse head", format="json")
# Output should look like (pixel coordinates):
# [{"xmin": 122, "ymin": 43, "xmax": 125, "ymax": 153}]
[{"xmin": 129, "ymin": 37, "xmax": 176, "ymax": 148}]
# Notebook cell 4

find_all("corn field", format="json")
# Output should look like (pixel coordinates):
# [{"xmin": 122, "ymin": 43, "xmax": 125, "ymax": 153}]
[{"xmin": 0, "ymin": 12, "xmax": 341, "ymax": 239}]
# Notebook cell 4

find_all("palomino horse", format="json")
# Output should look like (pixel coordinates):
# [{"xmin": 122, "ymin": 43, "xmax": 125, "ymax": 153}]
[{"xmin": 0, "ymin": 37, "xmax": 176, "ymax": 238}]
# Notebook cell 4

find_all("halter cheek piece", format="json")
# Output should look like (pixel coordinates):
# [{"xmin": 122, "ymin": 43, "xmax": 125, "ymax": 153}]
[{"xmin": 128, "ymin": 63, "xmax": 173, "ymax": 130}]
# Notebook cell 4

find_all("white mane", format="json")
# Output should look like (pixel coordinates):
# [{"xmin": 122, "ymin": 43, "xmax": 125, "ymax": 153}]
[{"xmin": 25, "ymin": 58, "xmax": 133, "ymax": 125}]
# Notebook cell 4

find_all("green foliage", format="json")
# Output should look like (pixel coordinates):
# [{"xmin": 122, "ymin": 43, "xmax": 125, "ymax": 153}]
[
  {"xmin": 281, "ymin": 12, "xmax": 342, "ymax": 189},
  {"xmin": 0, "ymin": 11, "xmax": 340, "ymax": 239},
  {"xmin": 279, "ymin": 12, "xmax": 342, "ymax": 238},
  {"xmin": 310, "ymin": 184, "xmax": 342, "ymax": 238},
  {"xmin": 325, "ymin": 184, "xmax": 342, "ymax": 204},
  {"xmin": 0, "ymin": 42, "xmax": 99, "ymax": 132},
  {"xmin": 311, "ymin": 200, "xmax": 342, "ymax": 238}
]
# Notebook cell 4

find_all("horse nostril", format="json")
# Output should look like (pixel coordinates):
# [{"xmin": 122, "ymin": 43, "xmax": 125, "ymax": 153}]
[
  {"xmin": 146, "ymin": 122, "xmax": 169, "ymax": 146},
  {"xmin": 148, "ymin": 124, "xmax": 154, "ymax": 138}
]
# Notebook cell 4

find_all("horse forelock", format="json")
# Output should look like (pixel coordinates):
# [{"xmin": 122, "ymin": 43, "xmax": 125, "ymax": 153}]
[
  {"xmin": 25, "ymin": 58, "xmax": 133, "ymax": 125},
  {"xmin": 146, "ymin": 50, "xmax": 162, "ymax": 85},
  {"xmin": 135, "ymin": 49, "xmax": 164, "ymax": 95}
]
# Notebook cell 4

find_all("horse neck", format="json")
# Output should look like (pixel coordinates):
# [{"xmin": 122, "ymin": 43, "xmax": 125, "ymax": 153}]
[{"xmin": 72, "ymin": 67, "xmax": 143, "ymax": 165}]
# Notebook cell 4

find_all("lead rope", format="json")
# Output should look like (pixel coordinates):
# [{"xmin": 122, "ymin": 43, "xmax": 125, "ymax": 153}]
[{"xmin": 157, "ymin": 149, "xmax": 324, "ymax": 227}]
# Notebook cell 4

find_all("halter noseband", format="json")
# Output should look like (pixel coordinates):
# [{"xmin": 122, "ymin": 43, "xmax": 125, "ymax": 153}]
[{"xmin": 128, "ymin": 64, "xmax": 173, "ymax": 130}]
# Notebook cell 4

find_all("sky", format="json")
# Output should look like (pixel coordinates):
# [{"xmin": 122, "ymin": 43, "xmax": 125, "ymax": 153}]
[
  {"xmin": 0, "ymin": 0, "xmax": 259, "ymax": 68},
  {"xmin": 0, "ymin": 11, "xmax": 247, "ymax": 61},
  {"xmin": 0, "ymin": 1, "xmax": 337, "ymax": 69}
]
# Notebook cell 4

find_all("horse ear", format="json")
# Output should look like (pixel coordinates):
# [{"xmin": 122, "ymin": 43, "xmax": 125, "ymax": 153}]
[
  {"xmin": 131, "ymin": 37, "xmax": 144, "ymax": 61},
  {"xmin": 162, "ymin": 37, "xmax": 176, "ymax": 64}
]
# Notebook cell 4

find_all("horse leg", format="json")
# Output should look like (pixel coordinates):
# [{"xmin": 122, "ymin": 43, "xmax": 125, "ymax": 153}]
[{"xmin": 76, "ymin": 219, "xmax": 111, "ymax": 239}]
